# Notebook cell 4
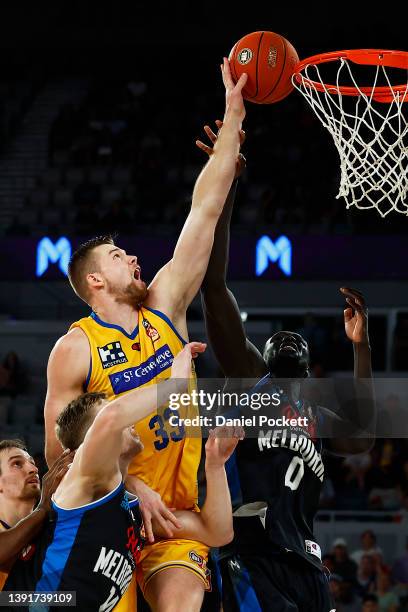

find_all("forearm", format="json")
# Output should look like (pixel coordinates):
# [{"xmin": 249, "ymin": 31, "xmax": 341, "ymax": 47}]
[
  {"xmin": 152, "ymin": 463, "xmax": 233, "ymax": 547},
  {"xmin": 45, "ymin": 436, "xmax": 64, "ymax": 468},
  {"xmin": 202, "ymin": 179, "xmax": 237, "ymax": 290},
  {"xmin": 0, "ymin": 508, "xmax": 47, "ymax": 566},
  {"xmin": 353, "ymin": 342, "xmax": 372, "ymax": 379},
  {"xmin": 199, "ymin": 461, "xmax": 233, "ymax": 545},
  {"xmin": 109, "ymin": 378, "xmax": 183, "ymax": 430},
  {"xmin": 329, "ymin": 343, "xmax": 375, "ymax": 454},
  {"xmin": 192, "ymin": 111, "xmax": 243, "ymax": 217}
]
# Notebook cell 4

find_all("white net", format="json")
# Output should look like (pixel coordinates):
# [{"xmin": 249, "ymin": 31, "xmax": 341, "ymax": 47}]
[{"xmin": 293, "ymin": 57, "xmax": 408, "ymax": 217}]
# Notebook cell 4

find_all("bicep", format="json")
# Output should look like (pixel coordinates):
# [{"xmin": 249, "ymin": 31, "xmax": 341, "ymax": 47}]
[
  {"xmin": 169, "ymin": 209, "xmax": 218, "ymax": 311},
  {"xmin": 44, "ymin": 333, "xmax": 89, "ymax": 465},
  {"xmin": 202, "ymin": 285, "xmax": 266, "ymax": 378}
]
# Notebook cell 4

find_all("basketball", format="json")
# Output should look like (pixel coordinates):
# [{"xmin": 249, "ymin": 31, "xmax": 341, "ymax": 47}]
[{"xmin": 229, "ymin": 31, "xmax": 299, "ymax": 104}]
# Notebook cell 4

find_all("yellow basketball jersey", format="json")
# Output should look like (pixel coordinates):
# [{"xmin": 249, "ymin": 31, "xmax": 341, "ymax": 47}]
[{"xmin": 70, "ymin": 306, "xmax": 201, "ymax": 510}]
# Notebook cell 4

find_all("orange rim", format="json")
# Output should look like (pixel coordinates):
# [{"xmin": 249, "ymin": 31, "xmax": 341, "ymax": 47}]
[{"xmin": 293, "ymin": 49, "xmax": 408, "ymax": 103}]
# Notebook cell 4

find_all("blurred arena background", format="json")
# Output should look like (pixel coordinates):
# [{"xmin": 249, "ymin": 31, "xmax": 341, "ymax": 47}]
[{"xmin": 0, "ymin": 2, "xmax": 407, "ymax": 609}]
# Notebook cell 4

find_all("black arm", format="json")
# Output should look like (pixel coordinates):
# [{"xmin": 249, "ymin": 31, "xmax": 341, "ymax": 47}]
[
  {"xmin": 201, "ymin": 179, "xmax": 267, "ymax": 380},
  {"xmin": 0, "ymin": 508, "xmax": 47, "ymax": 569},
  {"xmin": 325, "ymin": 289, "xmax": 374, "ymax": 455}
]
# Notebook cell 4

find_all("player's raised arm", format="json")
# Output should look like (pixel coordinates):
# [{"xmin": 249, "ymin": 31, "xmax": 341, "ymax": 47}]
[
  {"xmin": 44, "ymin": 328, "xmax": 90, "ymax": 467},
  {"xmin": 148, "ymin": 60, "xmax": 247, "ymax": 322},
  {"xmin": 197, "ymin": 121, "xmax": 267, "ymax": 379},
  {"xmin": 73, "ymin": 343, "xmax": 206, "ymax": 482},
  {"xmin": 325, "ymin": 287, "xmax": 375, "ymax": 455}
]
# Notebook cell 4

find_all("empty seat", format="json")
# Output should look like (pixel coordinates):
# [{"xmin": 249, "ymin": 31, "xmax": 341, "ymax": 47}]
[
  {"xmin": 29, "ymin": 190, "xmax": 49, "ymax": 208},
  {"xmin": 10, "ymin": 400, "xmax": 37, "ymax": 426},
  {"xmin": 89, "ymin": 166, "xmax": 110, "ymax": 185},
  {"xmin": 43, "ymin": 167, "xmax": 63, "ymax": 188},
  {"xmin": 112, "ymin": 167, "xmax": 132, "ymax": 185},
  {"xmin": 54, "ymin": 188, "xmax": 73, "ymax": 209},
  {"xmin": 101, "ymin": 187, "xmax": 122, "ymax": 207},
  {"xmin": 65, "ymin": 167, "xmax": 85, "ymax": 187},
  {"xmin": 41, "ymin": 209, "xmax": 63, "ymax": 226},
  {"xmin": 0, "ymin": 397, "xmax": 10, "ymax": 425}
]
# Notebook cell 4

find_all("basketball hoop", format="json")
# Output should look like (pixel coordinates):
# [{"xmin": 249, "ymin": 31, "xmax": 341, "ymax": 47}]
[{"xmin": 292, "ymin": 49, "xmax": 408, "ymax": 217}]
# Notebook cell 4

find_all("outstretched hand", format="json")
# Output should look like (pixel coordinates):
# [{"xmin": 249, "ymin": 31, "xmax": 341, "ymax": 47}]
[
  {"xmin": 170, "ymin": 342, "xmax": 206, "ymax": 381},
  {"xmin": 205, "ymin": 425, "xmax": 245, "ymax": 468},
  {"xmin": 341, "ymin": 287, "xmax": 369, "ymax": 345},
  {"xmin": 221, "ymin": 57, "xmax": 247, "ymax": 119},
  {"xmin": 196, "ymin": 119, "xmax": 246, "ymax": 179},
  {"xmin": 39, "ymin": 449, "xmax": 75, "ymax": 513}
]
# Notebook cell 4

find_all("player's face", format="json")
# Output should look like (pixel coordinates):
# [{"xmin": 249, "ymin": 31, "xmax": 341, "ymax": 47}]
[
  {"xmin": 0, "ymin": 448, "xmax": 40, "ymax": 502},
  {"xmin": 263, "ymin": 331, "xmax": 310, "ymax": 377},
  {"xmin": 95, "ymin": 244, "xmax": 147, "ymax": 304}
]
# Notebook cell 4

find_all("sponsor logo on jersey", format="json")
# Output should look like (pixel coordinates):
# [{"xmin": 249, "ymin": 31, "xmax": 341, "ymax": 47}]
[
  {"xmin": 142, "ymin": 318, "xmax": 160, "ymax": 342},
  {"xmin": 305, "ymin": 539, "xmax": 322, "ymax": 561},
  {"xmin": 283, "ymin": 403, "xmax": 317, "ymax": 441},
  {"xmin": 109, "ymin": 344, "xmax": 174, "ymax": 394},
  {"xmin": 97, "ymin": 341, "xmax": 128, "ymax": 369},
  {"xmin": 126, "ymin": 526, "xmax": 143, "ymax": 564}
]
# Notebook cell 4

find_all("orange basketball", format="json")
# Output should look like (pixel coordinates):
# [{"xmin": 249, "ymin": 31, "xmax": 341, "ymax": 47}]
[{"xmin": 229, "ymin": 31, "xmax": 299, "ymax": 104}]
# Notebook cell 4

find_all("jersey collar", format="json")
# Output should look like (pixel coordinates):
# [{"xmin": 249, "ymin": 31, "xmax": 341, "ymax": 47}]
[{"xmin": 90, "ymin": 311, "xmax": 139, "ymax": 340}]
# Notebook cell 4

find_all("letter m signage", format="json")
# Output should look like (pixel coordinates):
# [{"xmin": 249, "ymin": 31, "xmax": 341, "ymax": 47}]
[
  {"xmin": 36, "ymin": 237, "xmax": 71, "ymax": 277},
  {"xmin": 255, "ymin": 235, "xmax": 292, "ymax": 277}
]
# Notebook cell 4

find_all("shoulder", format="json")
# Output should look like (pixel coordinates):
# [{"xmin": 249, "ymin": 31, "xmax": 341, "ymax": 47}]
[
  {"xmin": 48, "ymin": 328, "xmax": 90, "ymax": 379},
  {"xmin": 52, "ymin": 327, "xmax": 90, "ymax": 356}
]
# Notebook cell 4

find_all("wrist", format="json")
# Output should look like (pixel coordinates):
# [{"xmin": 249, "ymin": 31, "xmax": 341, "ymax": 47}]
[
  {"xmin": 223, "ymin": 107, "xmax": 245, "ymax": 125},
  {"xmin": 353, "ymin": 340, "xmax": 371, "ymax": 350},
  {"xmin": 205, "ymin": 459, "xmax": 226, "ymax": 472}
]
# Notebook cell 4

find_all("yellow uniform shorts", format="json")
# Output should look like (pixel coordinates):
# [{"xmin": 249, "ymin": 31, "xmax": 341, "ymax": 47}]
[{"xmin": 137, "ymin": 539, "xmax": 210, "ymax": 595}]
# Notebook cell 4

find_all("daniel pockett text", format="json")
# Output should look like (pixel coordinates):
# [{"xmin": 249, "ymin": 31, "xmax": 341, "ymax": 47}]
[{"xmin": 167, "ymin": 390, "xmax": 309, "ymax": 430}]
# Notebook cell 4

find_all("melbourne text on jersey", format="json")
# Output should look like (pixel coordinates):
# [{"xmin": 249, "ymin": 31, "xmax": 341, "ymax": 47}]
[{"xmin": 258, "ymin": 429, "xmax": 324, "ymax": 481}]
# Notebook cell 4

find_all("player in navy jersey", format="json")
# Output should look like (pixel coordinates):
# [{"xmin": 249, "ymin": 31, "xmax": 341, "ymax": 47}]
[
  {"xmin": 198, "ymin": 123, "xmax": 374, "ymax": 611},
  {"xmin": 3, "ymin": 343, "xmax": 242, "ymax": 611}
]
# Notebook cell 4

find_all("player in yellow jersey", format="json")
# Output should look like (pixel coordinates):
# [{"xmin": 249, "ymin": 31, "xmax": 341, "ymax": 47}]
[
  {"xmin": 0, "ymin": 441, "xmax": 72, "ymax": 590},
  {"xmin": 44, "ymin": 59, "xmax": 247, "ymax": 611}
]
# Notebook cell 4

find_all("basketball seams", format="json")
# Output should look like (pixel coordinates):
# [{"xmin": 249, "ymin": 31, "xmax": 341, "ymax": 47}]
[
  {"xmin": 251, "ymin": 31, "xmax": 264, "ymax": 101},
  {"xmin": 258, "ymin": 36, "xmax": 288, "ymax": 103}
]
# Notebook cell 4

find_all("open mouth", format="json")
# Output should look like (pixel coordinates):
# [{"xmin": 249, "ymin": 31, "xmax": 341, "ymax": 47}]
[
  {"xmin": 279, "ymin": 343, "xmax": 298, "ymax": 353},
  {"xmin": 133, "ymin": 266, "xmax": 141, "ymax": 281},
  {"xmin": 26, "ymin": 478, "xmax": 40, "ymax": 485}
]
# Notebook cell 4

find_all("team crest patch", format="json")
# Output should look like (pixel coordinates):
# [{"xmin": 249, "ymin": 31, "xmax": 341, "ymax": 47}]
[
  {"xmin": 142, "ymin": 319, "xmax": 160, "ymax": 342},
  {"xmin": 97, "ymin": 341, "xmax": 128, "ymax": 369}
]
